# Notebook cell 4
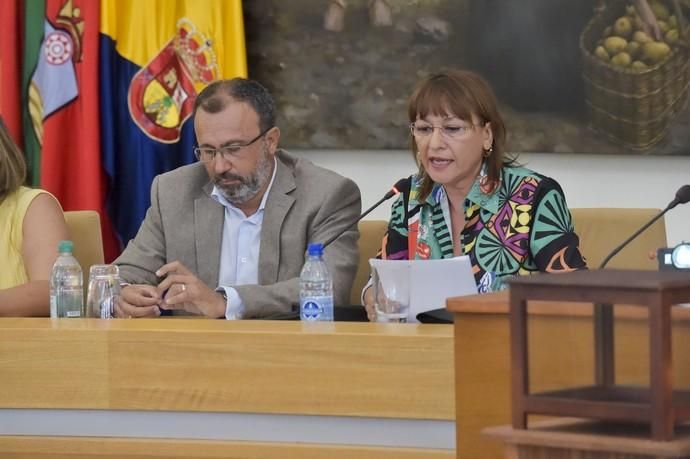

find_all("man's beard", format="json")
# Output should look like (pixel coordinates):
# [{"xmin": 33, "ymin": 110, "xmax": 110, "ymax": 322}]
[{"xmin": 214, "ymin": 147, "xmax": 273, "ymax": 205}]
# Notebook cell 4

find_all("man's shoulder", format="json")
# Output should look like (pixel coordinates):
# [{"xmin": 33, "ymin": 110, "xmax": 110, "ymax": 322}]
[
  {"xmin": 155, "ymin": 162, "xmax": 210, "ymax": 192},
  {"xmin": 157, "ymin": 162, "xmax": 208, "ymax": 181},
  {"xmin": 277, "ymin": 150, "xmax": 355, "ymax": 189}
]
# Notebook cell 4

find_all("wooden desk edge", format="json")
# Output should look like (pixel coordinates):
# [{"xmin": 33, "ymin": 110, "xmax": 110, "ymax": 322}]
[
  {"xmin": 0, "ymin": 318, "xmax": 453, "ymax": 337},
  {"xmin": 446, "ymin": 292, "xmax": 690, "ymax": 320}
]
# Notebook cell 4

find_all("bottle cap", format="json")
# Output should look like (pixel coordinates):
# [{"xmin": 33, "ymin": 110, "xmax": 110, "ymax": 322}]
[
  {"xmin": 58, "ymin": 240, "xmax": 73, "ymax": 253},
  {"xmin": 307, "ymin": 242, "xmax": 324, "ymax": 256}
]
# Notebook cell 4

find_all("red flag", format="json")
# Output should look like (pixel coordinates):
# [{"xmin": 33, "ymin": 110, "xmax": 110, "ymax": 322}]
[
  {"xmin": 32, "ymin": 0, "xmax": 120, "ymax": 261},
  {"xmin": 0, "ymin": 0, "xmax": 24, "ymax": 144}
]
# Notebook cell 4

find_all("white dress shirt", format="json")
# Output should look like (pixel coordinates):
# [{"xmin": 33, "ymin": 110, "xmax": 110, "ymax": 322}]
[{"xmin": 210, "ymin": 158, "xmax": 277, "ymax": 319}]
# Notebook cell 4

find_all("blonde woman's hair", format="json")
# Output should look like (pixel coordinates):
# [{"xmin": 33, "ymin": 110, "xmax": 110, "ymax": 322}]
[{"xmin": 0, "ymin": 117, "xmax": 27, "ymax": 203}]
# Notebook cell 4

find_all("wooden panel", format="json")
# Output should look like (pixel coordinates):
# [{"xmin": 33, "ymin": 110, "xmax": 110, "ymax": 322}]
[
  {"xmin": 0, "ymin": 436, "xmax": 455, "ymax": 459},
  {"xmin": 0, "ymin": 319, "xmax": 454, "ymax": 420},
  {"xmin": 0, "ymin": 322, "xmax": 109, "ymax": 409},
  {"xmin": 447, "ymin": 293, "xmax": 690, "ymax": 459}
]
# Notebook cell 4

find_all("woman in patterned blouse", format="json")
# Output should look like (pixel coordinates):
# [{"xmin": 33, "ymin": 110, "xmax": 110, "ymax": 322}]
[{"xmin": 363, "ymin": 69, "xmax": 587, "ymax": 320}]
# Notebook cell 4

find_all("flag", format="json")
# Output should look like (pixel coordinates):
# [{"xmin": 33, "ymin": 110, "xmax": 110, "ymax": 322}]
[
  {"xmin": 100, "ymin": 0, "xmax": 247, "ymax": 247},
  {"xmin": 4, "ymin": 0, "xmax": 120, "ymax": 261},
  {"xmin": 0, "ymin": 0, "xmax": 24, "ymax": 145},
  {"xmin": 20, "ymin": 0, "xmax": 48, "ymax": 187}
]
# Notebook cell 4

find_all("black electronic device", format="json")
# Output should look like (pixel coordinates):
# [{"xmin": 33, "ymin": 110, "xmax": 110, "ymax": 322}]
[{"xmin": 657, "ymin": 242, "xmax": 690, "ymax": 271}]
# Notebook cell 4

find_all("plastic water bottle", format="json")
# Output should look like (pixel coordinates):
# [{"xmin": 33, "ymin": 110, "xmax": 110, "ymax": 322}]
[
  {"xmin": 50, "ymin": 240, "xmax": 84, "ymax": 318},
  {"xmin": 299, "ymin": 242, "xmax": 334, "ymax": 321}
]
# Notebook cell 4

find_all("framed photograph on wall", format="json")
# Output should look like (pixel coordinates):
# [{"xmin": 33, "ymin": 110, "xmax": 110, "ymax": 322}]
[{"xmin": 245, "ymin": 0, "xmax": 689, "ymax": 155}]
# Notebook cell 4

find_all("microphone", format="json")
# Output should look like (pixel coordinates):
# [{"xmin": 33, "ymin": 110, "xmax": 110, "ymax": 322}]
[
  {"xmin": 599, "ymin": 184, "xmax": 690, "ymax": 269},
  {"xmin": 321, "ymin": 178, "xmax": 410, "ymax": 249}
]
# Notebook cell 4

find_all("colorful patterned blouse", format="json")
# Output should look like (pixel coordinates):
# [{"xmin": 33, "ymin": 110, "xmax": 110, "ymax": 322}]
[{"xmin": 380, "ymin": 166, "xmax": 587, "ymax": 292}]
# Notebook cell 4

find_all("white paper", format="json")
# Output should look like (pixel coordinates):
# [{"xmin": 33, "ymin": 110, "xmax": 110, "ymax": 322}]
[{"xmin": 369, "ymin": 256, "xmax": 477, "ymax": 323}]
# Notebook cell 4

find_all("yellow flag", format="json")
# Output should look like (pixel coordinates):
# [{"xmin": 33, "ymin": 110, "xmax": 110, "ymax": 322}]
[{"xmin": 101, "ymin": 0, "xmax": 247, "ymax": 94}]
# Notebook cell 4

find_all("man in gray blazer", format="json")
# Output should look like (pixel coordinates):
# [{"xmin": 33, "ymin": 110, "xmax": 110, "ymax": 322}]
[{"xmin": 114, "ymin": 78, "xmax": 361, "ymax": 319}]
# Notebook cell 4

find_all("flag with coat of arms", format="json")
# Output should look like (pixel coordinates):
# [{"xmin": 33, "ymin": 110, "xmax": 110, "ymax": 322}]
[{"xmin": 0, "ymin": 0, "xmax": 247, "ymax": 261}]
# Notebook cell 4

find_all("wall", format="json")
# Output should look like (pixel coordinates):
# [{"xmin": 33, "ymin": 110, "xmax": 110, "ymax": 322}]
[{"xmin": 293, "ymin": 150, "xmax": 690, "ymax": 247}]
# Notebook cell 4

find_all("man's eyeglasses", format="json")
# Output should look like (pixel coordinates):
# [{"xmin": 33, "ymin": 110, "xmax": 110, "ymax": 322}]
[
  {"xmin": 194, "ymin": 127, "xmax": 273, "ymax": 162},
  {"xmin": 410, "ymin": 122, "xmax": 483, "ymax": 139}
]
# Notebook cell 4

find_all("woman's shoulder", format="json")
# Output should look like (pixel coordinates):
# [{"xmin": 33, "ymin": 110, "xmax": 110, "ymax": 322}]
[
  {"xmin": 399, "ymin": 174, "xmax": 418, "ymax": 192},
  {"xmin": 22, "ymin": 190, "xmax": 68, "ymax": 248},
  {"xmin": 15, "ymin": 186, "xmax": 52, "ymax": 203},
  {"xmin": 1, "ymin": 187, "xmax": 40, "ymax": 214},
  {"xmin": 500, "ymin": 165, "xmax": 563, "ymax": 191},
  {"xmin": 386, "ymin": 174, "xmax": 416, "ymax": 201},
  {"xmin": 501, "ymin": 165, "xmax": 540, "ymax": 180},
  {"xmin": 21, "ymin": 187, "xmax": 60, "ymax": 209},
  {"xmin": 387, "ymin": 174, "xmax": 422, "ymax": 217}
]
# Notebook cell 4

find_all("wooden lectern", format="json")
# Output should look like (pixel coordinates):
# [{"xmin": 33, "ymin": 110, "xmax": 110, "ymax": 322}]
[
  {"xmin": 447, "ymin": 289, "xmax": 690, "ymax": 458},
  {"xmin": 508, "ymin": 269, "xmax": 690, "ymax": 441}
]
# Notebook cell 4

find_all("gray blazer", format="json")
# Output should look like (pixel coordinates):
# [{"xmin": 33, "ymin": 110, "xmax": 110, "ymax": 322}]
[{"xmin": 115, "ymin": 150, "xmax": 361, "ymax": 318}]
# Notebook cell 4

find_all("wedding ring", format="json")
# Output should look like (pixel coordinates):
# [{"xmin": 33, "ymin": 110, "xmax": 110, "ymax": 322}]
[{"xmin": 180, "ymin": 284, "xmax": 186, "ymax": 292}]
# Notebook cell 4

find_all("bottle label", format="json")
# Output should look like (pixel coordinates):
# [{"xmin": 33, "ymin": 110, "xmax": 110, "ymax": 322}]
[
  {"xmin": 301, "ymin": 300, "xmax": 323, "ymax": 320},
  {"xmin": 55, "ymin": 287, "xmax": 83, "ymax": 318},
  {"xmin": 300, "ymin": 296, "xmax": 333, "ymax": 321},
  {"xmin": 50, "ymin": 295, "xmax": 57, "ymax": 318}
]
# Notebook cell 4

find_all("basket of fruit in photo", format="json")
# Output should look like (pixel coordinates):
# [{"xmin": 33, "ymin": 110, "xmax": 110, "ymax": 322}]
[{"xmin": 580, "ymin": 0, "xmax": 688, "ymax": 149}]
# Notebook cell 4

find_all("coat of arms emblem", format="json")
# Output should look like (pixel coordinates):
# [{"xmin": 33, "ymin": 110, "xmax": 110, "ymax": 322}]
[{"xmin": 128, "ymin": 18, "xmax": 218, "ymax": 143}]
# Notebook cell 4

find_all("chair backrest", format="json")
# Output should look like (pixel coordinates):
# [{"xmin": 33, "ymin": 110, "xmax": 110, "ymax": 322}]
[
  {"xmin": 350, "ymin": 220, "xmax": 388, "ymax": 305},
  {"xmin": 64, "ymin": 210, "xmax": 105, "ymax": 275},
  {"xmin": 570, "ymin": 208, "xmax": 667, "ymax": 270}
]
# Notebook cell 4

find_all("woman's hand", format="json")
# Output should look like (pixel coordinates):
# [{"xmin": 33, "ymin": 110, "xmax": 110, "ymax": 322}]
[{"xmin": 363, "ymin": 285, "xmax": 376, "ymax": 322}]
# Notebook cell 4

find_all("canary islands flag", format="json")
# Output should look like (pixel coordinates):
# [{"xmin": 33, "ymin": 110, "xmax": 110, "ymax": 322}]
[{"xmin": 100, "ymin": 0, "xmax": 247, "ymax": 247}]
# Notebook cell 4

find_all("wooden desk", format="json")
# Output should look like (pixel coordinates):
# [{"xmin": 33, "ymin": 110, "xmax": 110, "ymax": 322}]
[
  {"xmin": 447, "ymin": 291, "xmax": 690, "ymax": 459},
  {"xmin": 0, "ymin": 319, "xmax": 454, "ymax": 458}
]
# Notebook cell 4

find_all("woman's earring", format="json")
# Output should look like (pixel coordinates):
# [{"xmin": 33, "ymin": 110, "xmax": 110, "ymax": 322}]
[
  {"xmin": 483, "ymin": 146, "xmax": 493, "ymax": 158},
  {"xmin": 479, "ymin": 159, "xmax": 488, "ymax": 181},
  {"xmin": 478, "ymin": 158, "xmax": 496, "ymax": 194}
]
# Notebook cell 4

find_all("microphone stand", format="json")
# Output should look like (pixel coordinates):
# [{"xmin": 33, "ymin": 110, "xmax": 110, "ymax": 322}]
[
  {"xmin": 321, "ymin": 194, "xmax": 393, "ymax": 249},
  {"xmin": 599, "ymin": 184, "xmax": 690, "ymax": 269},
  {"xmin": 321, "ymin": 179, "xmax": 408, "ymax": 249},
  {"xmin": 598, "ymin": 206, "xmax": 673, "ymax": 269}
]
